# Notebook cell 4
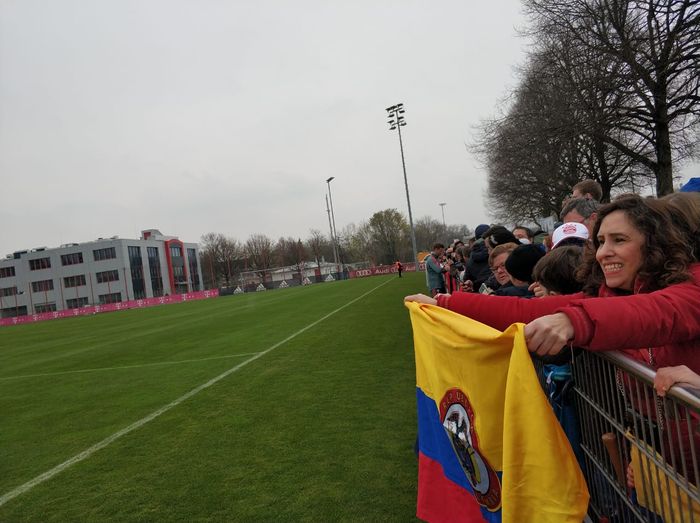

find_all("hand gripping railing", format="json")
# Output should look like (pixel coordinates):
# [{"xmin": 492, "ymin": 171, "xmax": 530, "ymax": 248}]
[{"xmin": 536, "ymin": 350, "xmax": 700, "ymax": 523}]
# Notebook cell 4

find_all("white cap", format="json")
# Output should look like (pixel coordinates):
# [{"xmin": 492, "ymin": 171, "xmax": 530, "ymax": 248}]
[{"xmin": 552, "ymin": 222, "xmax": 589, "ymax": 248}]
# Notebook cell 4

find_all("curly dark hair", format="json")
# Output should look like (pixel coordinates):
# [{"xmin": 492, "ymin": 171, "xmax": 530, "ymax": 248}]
[
  {"xmin": 660, "ymin": 192, "xmax": 700, "ymax": 262},
  {"xmin": 577, "ymin": 194, "xmax": 692, "ymax": 296}
]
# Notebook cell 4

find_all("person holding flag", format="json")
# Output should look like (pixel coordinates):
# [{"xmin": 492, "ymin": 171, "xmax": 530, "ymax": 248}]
[
  {"xmin": 407, "ymin": 194, "xmax": 700, "ymax": 368},
  {"xmin": 405, "ymin": 194, "xmax": 700, "ymax": 521}
]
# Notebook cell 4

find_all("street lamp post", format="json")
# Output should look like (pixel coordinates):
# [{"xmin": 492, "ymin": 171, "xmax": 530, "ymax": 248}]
[
  {"xmin": 386, "ymin": 103, "xmax": 419, "ymax": 267},
  {"xmin": 439, "ymin": 202, "xmax": 447, "ymax": 230}
]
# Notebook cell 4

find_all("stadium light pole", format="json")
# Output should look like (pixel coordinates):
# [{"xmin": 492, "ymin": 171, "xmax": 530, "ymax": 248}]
[
  {"xmin": 386, "ymin": 103, "xmax": 418, "ymax": 267},
  {"xmin": 325, "ymin": 194, "xmax": 339, "ymax": 273},
  {"xmin": 326, "ymin": 176, "xmax": 342, "ymax": 276},
  {"xmin": 439, "ymin": 202, "xmax": 447, "ymax": 229}
]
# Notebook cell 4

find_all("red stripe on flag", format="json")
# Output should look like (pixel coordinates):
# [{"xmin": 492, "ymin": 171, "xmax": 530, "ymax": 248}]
[{"xmin": 417, "ymin": 452, "xmax": 486, "ymax": 523}]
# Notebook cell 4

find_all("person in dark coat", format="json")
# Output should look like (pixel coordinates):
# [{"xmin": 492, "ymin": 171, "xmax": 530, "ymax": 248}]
[
  {"xmin": 495, "ymin": 244, "xmax": 544, "ymax": 297},
  {"xmin": 460, "ymin": 224, "xmax": 488, "ymax": 291}
]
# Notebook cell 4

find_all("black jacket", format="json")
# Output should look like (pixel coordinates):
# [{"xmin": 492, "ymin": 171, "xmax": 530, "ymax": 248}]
[{"xmin": 464, "ymin": 240, "xmax": 492, "ymax": 291}]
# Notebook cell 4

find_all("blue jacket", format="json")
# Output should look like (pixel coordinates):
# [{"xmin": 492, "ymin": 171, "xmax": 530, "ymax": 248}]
[{"xmin": 424, "ymin": 252, "xmax": 444, "ymax": 291}]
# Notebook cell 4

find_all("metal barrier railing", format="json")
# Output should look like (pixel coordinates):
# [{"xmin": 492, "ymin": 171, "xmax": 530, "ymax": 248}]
[{"xmin": 535, "ymin": 350, "xmax": 700, "ymax": 523}]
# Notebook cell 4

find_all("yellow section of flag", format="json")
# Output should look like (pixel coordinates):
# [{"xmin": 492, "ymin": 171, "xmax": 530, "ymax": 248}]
[
  {"xmin": 630, "ymin": 438, "xmax": 700, "ymax": 522},
  {"xmin": 406, "ymin": 301, "xmax": 589, "ymax": 522}
]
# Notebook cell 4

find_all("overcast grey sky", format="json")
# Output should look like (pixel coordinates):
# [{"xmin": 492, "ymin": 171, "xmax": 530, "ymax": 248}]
[
  {"xmin": 2, "ymin": 1, "xmax": 696, "ymax": 257},
  {"xmin": 0, "ymin": 1, "xmax": 532, "ymax": 255}
]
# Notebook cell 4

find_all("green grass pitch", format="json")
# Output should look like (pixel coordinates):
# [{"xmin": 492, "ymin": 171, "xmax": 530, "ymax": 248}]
[{"xmin": 0, "ymin": 273, "xmax": 424, "ymax": 522}]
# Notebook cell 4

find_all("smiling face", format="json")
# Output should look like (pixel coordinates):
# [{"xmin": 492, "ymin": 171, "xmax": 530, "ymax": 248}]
[{"xmin": 595, "ymin": 210, "xmax": 645, "ymax": 291}]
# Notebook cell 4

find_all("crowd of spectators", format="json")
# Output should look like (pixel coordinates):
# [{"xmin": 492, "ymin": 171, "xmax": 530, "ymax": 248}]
[
  {"xmin": 422, "ymin": 200, "xmax": 585, "ymax": 300},
  {"xmin": 413, "ymin": 178, "xmax": 700, "ymax": 514}
]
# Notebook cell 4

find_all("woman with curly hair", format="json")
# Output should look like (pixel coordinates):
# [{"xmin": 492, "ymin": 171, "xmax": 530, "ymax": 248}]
[
  {"xmin": 405, "ymin": 194, "xmax": 700, "ymax": 372},
  {"xmin": 407, "ymin": 194, "xmax": 700, "ymax": 498}
]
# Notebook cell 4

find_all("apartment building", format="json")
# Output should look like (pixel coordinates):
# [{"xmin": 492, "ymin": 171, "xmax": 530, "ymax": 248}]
[{"xmin": 0, "ymin": 229, "xmax": 203, "ymax": 317}]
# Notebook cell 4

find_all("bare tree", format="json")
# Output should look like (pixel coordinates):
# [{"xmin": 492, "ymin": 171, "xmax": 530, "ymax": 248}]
[
  {"xmin": 475, "ymin": 32, "xmax": 657, "ymax": 223},
  {"xmin": 274, "ymin": 237, "xmax": 307, "ymax": 282},
  {"xmin": 536, "ymin": 27, "xmax": 657, "ymax": 198},
  {"xmin": 274, "ymin": 237, "xmax": 295, "ymax": 267},
  {"xmin": 525, "ymin": 0, "xmax": 700, "ymax": 195},
  {"xmin": 245, "ymin": 234, "xmax": 274, "ymax": 282},
  {"xmin": 291, "ymin": 239, "xmax": 306, "ymax": 282},
  {"xmin": 305, "ymin": 229, "xmax": 324, "ymax": 268},
  {"xmin": 367, "ymin": 209, "xmax": 410, "ymax": 265},
  {"xmin": 414, "ymin": 216, "xmax": 471, "ymax": 249},
  {"xmin": 414, "ymin": 217, "xmax": 445, "ymax": 252},
  {"xmin": 475, "ymin": 60, "xmax": 584, "ymax": 224},
  {"xmin": 200, "ymin": 233, "xmax": 243, "ymax": 287},
  {"xmin": 339, "ymin": 222, "xmax": 373, "ymax": 264}
]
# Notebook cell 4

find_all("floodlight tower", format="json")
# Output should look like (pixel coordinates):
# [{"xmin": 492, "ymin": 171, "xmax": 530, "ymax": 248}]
[
  {"xmin": 326, "ymin": 176, "xmax": 341, "ymax": 275},
  {"xmin": 325, "ymin": 194, "xmax": 339, "ymax": 272},
  {"xmin": 439, "ymin": 202, "xmax": 447, "ymax": 229},
  {"xmin": 386, "ymin": 103, "xmax": 418, "ymax": 267}
]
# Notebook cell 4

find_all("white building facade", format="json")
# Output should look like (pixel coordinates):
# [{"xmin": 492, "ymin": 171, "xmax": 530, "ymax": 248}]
[{"xmin": 0, "ymin": 229, "xmax": 203, "ymax": 318}]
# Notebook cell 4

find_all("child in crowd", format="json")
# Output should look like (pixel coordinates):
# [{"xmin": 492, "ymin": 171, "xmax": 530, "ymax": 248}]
[{"xmin": 531, "ymin": 246, "xmax": 584, "ymax": 297}]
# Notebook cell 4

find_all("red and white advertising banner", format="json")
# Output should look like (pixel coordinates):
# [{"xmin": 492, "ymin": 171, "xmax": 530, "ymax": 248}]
[
  {"xmin": 0, "ymin": 289, "xmax": 219, "ymax": 327},
  {"xmin": 348, "ymin": 262, "xmax": 426, "ymax": 279}
]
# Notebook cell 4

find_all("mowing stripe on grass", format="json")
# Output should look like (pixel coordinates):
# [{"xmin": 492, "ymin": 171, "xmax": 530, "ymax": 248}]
[
  {"xmin": 0, "ymin": 277, "xmax": 394, "ymax": 508},
  {"xmin": 3, "ymin": 291, "xmax": 295, "ymax": 364},
  {"xmin": 0, "ymin": 352, "xmax": 264, "ymax": 381}
]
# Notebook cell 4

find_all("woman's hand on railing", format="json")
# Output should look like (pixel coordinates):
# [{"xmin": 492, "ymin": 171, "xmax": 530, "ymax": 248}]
[
  {"xmin": 524, "ymin": 313, "xmax": 574, "ymax": 356},
  {"xmin": 654, "ymin": 365, "xmax": 700, "ymax": 396}
]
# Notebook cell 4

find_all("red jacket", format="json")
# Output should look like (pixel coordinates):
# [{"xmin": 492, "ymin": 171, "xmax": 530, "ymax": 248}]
[{"xmin": 436, "ymin": 264, "xmax": 700, "ymax": 372}]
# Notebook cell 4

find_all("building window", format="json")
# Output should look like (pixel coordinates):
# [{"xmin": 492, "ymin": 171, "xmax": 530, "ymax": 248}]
[
  {"xmin": 35, "ymin": 303, "xmax": 57, "ymax": 313},
  {"xmin": 0, "ymin": 286, "xmax": 17, "ymax": 297},
  {"xmin": 98, "ymin": 292, "xmax": 121, "ymax": 304},
  {"xmin": 128, "ymin": 246, "xmax": 146, "ymax": 299},
  {"xmin": 0, "ymin": 266, "xmax": 16, "ymax": 278},
  {"xmin": 96, "ymin": 270, "xmax": 119, "ymax": 283},
  {"xmin": 187, "ymin": 248, "xmax": 200, "ymax": 289},
  {"xmin": 64, "ymin": 275, "xmax": 86, "ymax": 288},
  {"xmin": 147, "ymin": 247, "xmax": 164, "ymax": 297},
  {"xmin": 168, "ymin": 244, "xmax": 187, "ymax": 294},
  {"xmin": 93, "ymin": 247, "xmax": 116, "ymax": 261},
  {"xmin": 29, "ymin": 257, "xmax": 51, "ymax": 270},
  {"xmin": 60, "ymin": 252, "xmax": 84, "ymax": 266},
  {"xmin": 66, "ymin": 297, "xmax": 89, "ymax": 309},
  {"xmin": 1, "ymin": 305, "xmax": 28, "ymax": 318},
  {"xmin": 31, "ymin": 280, "xmax": 54, "ymax": 292}
]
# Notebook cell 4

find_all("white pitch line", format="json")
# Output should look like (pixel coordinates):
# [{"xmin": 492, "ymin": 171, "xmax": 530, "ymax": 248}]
[
  {"xmin": 0, "ymin": 277, "xmax": 394, "ymax": 508},
  {"xmin": 0, "ymin": 352, "xmax": 265, "ymax": 381}
]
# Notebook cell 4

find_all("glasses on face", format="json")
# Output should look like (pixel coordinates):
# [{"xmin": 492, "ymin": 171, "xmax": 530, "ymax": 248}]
[{"xmin": 490, "ymin": 263, "xmax": 506, "ymax": 272}]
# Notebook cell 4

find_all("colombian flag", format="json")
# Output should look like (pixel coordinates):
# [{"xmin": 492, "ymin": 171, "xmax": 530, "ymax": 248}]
[{"xmin": 406, "ymin": 302, "xmax": 588, "ymax": 522}]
